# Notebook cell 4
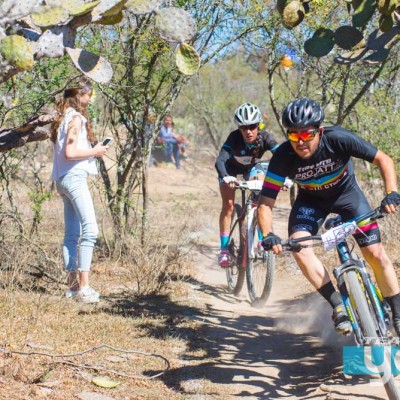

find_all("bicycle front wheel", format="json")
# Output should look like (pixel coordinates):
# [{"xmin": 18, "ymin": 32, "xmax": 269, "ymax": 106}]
[
  {"xmin": 246, "ymin": 212, "xmax": 275, "ymax": 308},
  {"xmin": 346, "ymin": 270, "xmax": 400, "ymax": 400},
  {"xmin": 226, "ymin": 204, "xmax": 246, "ymax": 296}
]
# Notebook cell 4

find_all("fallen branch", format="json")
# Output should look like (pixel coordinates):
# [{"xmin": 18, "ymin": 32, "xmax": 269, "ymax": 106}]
[{"xmin": 0, "ymin": 343, "xmax": 170, "ymax": 380}]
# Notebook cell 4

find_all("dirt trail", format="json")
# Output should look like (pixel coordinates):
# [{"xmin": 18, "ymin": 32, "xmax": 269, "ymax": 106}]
[{"xmin": 150, "ymin": 163, "xmax": 395, "ymax": 400}]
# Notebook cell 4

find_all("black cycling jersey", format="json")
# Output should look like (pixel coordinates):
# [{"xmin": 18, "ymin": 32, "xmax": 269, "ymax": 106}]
[
  {"xmin": 261, "ymin": 125, "xmax": 378, "ymax": 200},
  {"xmin": 261, "ymin": 125, "xmax": 380, "ymax": 247},
  {"xmin": 215, "ymin": 129, "xmax": 279, "ymax": 178},
  {"xmin": 289, "ymin": 184, "xmax": 381, "ymax": 247}
]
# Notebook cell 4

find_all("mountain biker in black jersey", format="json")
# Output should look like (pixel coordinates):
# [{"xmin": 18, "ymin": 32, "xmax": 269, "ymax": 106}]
[
  {"xmin": 215, "ymin": 103, "xmax": 280, "ymax": 268},
  {"xmin": 258, "ymin": 97, "xmax": 400, "ymax": 335}
]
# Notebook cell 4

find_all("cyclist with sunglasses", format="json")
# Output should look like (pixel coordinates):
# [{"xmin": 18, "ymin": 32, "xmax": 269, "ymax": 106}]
[
  {"xmin": 215, "ymin": 102, "xmax": 280, "ymax": 268},
  {"xmin": 258, "ymin": 97, "xmax": 400, "ymax": 335}
]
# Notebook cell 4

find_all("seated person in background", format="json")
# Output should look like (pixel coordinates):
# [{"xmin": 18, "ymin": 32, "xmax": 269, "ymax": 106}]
[{"xmin": 159, "ymin": 114, "xmax": 182, "ymax": 169}]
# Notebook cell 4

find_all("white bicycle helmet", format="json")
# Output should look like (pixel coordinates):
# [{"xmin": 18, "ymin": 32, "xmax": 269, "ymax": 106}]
[{"xmin": 234, "ymin": 103, "xmax": 262, "ymax": 126}]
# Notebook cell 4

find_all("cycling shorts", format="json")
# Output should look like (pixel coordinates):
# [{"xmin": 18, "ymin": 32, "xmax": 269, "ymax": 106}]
[
  {"xmin": 288, "ymin": 184, "xmax": 381, "ymax": 248},
  {"xmin": 218, "ymin": 162, "xmax": 270, "ymax": 183}
]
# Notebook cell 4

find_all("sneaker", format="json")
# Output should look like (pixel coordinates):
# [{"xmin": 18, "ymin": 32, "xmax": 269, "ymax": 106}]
[
  {"xmin": 65, "ymin": 289, "xmax": 78, "ymax": 299},
  {"xmin": 76, "ymin": 286, "xmax": 100, "ymax": 304},
  {"xmin": 332, "ymin": 305, "xmax": 352, "ymax": 335},
  {"xmin": 218, "ymin": 249, "xmax": 230, "ymax": 268}
]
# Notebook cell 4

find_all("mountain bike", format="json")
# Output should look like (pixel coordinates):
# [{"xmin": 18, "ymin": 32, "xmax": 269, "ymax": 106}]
[
  {"xmin": 280, "ymin": 207, "xmax": 400, "ymax": 399},
  {"xmin": 226, "ymin": 179, "xmax": 275, "ymax": 307}
]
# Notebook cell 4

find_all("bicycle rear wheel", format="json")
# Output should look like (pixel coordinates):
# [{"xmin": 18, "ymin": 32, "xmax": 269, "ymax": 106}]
[
  {"xmin": 246, "ymin": 212, "xmax": 275, "ymax": 307},
  {"xmin": 346, "ymin": 270, "xmax": 400, "ymax": 400},
  {"xmin": 226, "ymin": 204, "xmax": 245, "ymax": 296}
]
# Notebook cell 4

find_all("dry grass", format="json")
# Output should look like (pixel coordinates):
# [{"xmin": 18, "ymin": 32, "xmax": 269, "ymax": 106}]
[
  {"xmin": 1, "ymin": 152, "xmax": 400, "ymax": 399},
  {"xmin": 0, "ymin": 154, "xmax": 234, "ymax": 399}
]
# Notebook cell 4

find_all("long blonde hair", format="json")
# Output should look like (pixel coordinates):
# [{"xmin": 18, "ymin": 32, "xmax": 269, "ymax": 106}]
[{"xmin": 50, "ymin": 80, "xmax": 94, "ymax": 143}]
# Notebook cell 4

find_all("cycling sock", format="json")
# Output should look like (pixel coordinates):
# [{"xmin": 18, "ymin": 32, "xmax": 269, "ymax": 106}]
[
  {"xmin": 317, "ymin": 281, "xmax": 343, "ymax": 308},
  {"xmin": 257, "ymin": 227, "xmax": 263, "ymax": 242},
  {"xmin": 220, "ymin": 233, "xmax": 229, "ymax": 250},
  {"xmin": 385, "ymin": 292, "xmax": 400, "ymax": 319}
]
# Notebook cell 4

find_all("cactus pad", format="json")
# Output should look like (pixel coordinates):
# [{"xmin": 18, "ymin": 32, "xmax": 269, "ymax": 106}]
[
  {"xmin": 377, "ymin": 0, "xmax": 397, "ymax": 15},
  {"xmin": 0, "ymin": 0, "xmax": 39, "ymax": 21},
  {"xmin": 363, "ymin": 48, "xmax": 389, "ymax": 64},
  {"xmin": 91, "ymin": 0, "xmax": 126, "ymax": 21},
  {"xmin": 282, "ymin": 0, "xmax": 305, "ymax": 29},
  {"xmin": 18, "ymin": 28, "xmax": 41, "ymax": 42},
  {"xmin": 35, "ymin": 26, "xmax": 76, "ymax": 58},
  {"xmin": 379, "ymin": 14, "xmax": 394, "ymax": 32},
  {"xmin": 334, "ymin": 26, "xmax": 364, "ymax": 50},
  {"xmin": 304, "ymin": 36, "xmax": 335, "ymax": 57},
  {"xmin": 366, "ymin": 26, "xmax": 398, "ymax": 50},
  {"xmin": 96, "ymin": 11, "xmax": 124, "ymax": 24},
  {"xmin": 333, "ymin": 48, "xmax": 367, "ymax": 64},
  {"xmin": 313, "ymin": 28, "xmax": 335, "ymax": 39},
  {"xmin": 66, "ymin": 0, "xmax": 101, "ymax": 17},
  {"xmin": 124, "ymin": 0, "xmax": 162, "ymax": 14},
  {"xmin": 175, "ymin": 43, "xmax": 200, "ymax": 75},
  {"xmin": 155, "ymin": 7, "xmax": 196, "ymax": 43},
  {"xmin": 31, "ymin": 5, "xmax": 70, "ymax": 28},
  {"xmin": 352, "ymin": 0, "xmax": 376, "ymax": 27},
  {"xmin": 66, "ymin": 47, "xmax": 113, "ymax": 83},
  {"xmin": 277, "ymin": 0, "xmax": 294, "ymax": 15},
  {"xmin": 0, "ymin": 35, "xmax": 34, "ymax": 70}
]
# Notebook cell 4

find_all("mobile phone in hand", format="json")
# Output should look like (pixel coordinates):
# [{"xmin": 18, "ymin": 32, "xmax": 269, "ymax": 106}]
[{"xmin": 102, "ymin": 137, "xmax": 112, "ymax": 145}]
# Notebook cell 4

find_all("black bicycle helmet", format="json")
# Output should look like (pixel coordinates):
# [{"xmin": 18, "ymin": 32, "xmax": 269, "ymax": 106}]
[
  {"xmin": 234, "ymin": 103, "xmax": 262, "ymax": 126},
  {"xmin": 282, "ymin": 98, "xmax": 324, "ymax": 128}
]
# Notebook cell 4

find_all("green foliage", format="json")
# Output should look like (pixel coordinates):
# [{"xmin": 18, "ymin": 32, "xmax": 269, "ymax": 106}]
[
  {"xmin": 28, "ymin": 190, "xmax": 52, "ymax": 226},
  {"xmin": 278, "ymin": 0, "xmax": 400, "ymax": 63}
]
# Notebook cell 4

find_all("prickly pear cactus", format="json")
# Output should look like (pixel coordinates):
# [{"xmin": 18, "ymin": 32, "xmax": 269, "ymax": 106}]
[
  {"xmin": 333, "ymin": 48, "xmax": 367, "ymax": 64},
  {"xmin": 0, "ymin": 0, "xmax": 39, "ymax": 22},
  {"xmin": 125, "ymin": 0, "xmax": 162, "ymax": 14},
  {"xmin": 66, "ymin": 47, "xmax": 113, "ymax": 84},
  {"xmin": 304, "ymin": 29, "xmax": 335, "ymax": 57},
  {"xmin": 31, "ymin": 5, "xmax": 70, "ymax": 28},
  {"xmin": 352, "ymin": 0, "xmax": 376, "ymax": 27},
  {"xmin": 376, "ymin": 0, "xmax": 397, "ymax": 16},
  {"xmin": 91, "ymin": 0, "xmax": 127, "ymax": 21},
  {"xmin": 282, "ymin": 1, "xmax": 305, "ymax": 29},
  {"xmin": 66, "ymin": 0, "xmax": 101, "ymax": 17},
  {"xmin": 0, "ymin": 35, "xmax": 35, "ymax": 70},
  {"xmin": 334, "ymin": 26, "xmax": 364, "ymax": 50},
  {"xmin": 155, "ymin": 7, "xmax": 197, "ymax": 43},
  {"xmin": 379, "ymin": 14, "xmax": 394, "ymax": 32},
  {"xmin": 175, "ymin": 43, "xmax": 200, "ymax": 76},
  {"xmin": 96, "ymin": 11, "xmax": 124, "ymax": 25},
  {"xmin": 363, "ymin": 48, "xmax": 389, "ymax": 64},
  {"xmin": 36, "ymin": 26, "xmax": 76, "ymax": 59}
]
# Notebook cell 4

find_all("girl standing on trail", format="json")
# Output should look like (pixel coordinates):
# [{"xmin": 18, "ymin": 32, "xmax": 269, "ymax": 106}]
[
  {"xmin": 215, "ymin": 103, "xmax": 280, "ymax": 268},
  {"xmin": 51, "ymin": 80, "xmax": 110, "ymax": 303}
]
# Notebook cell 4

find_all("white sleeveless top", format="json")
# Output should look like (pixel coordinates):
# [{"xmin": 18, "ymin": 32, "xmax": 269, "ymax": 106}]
[{"xmin": 52, "ymin": 108, "xmax": 98, "ymax": 180}]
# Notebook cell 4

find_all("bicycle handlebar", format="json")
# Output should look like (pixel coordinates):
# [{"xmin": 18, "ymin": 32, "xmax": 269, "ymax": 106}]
[
  {"xmin": 235, "ymin": 180, "xmax": 263, "ymax": 191},
  {"xmin": 281, "ymin": 206, "xmax": 387, "ymax": 252}
]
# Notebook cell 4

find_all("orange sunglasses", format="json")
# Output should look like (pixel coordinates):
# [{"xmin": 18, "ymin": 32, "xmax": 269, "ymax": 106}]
[{"xmin": 287, "ymin": 128, "xmax": 319, "ymax": 142}]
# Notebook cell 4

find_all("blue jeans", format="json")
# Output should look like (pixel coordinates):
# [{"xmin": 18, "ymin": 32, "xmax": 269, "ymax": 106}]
[
  {"xmin": 56, "ymin": 170, "xmax": 98, "ymax": 272},
  {"xmin": 163, "ymin": 142, "xmax": 181, "ymax": 168}
]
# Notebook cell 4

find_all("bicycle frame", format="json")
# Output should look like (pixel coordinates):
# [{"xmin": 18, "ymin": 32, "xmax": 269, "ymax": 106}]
[
  {"xmin": 333, "ymin": 239, "xmax": 391, "ymax": 345},
  {"xmin": 233, "ymin": 181, "xmax": 262, "ymax": 268}
]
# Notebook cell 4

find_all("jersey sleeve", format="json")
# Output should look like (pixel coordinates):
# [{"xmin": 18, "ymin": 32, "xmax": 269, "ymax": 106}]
[
  {"xmin": 221, "ymin": 130, "xmax": 237, "ymax": 153},
  {"xmin": 261, "ymin": 130, "xmax": 280, "ymax": 153},
  {"xmin": 215, "ymin": 147, "xmax": 230, "ymax": 178},
  {"xmin": 260, "ymin": 142, "xmax": 292, "ymax": 199},
  {"xmin": 325, "ymin": 126, "xmax": 378, "ymax": 162}
]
